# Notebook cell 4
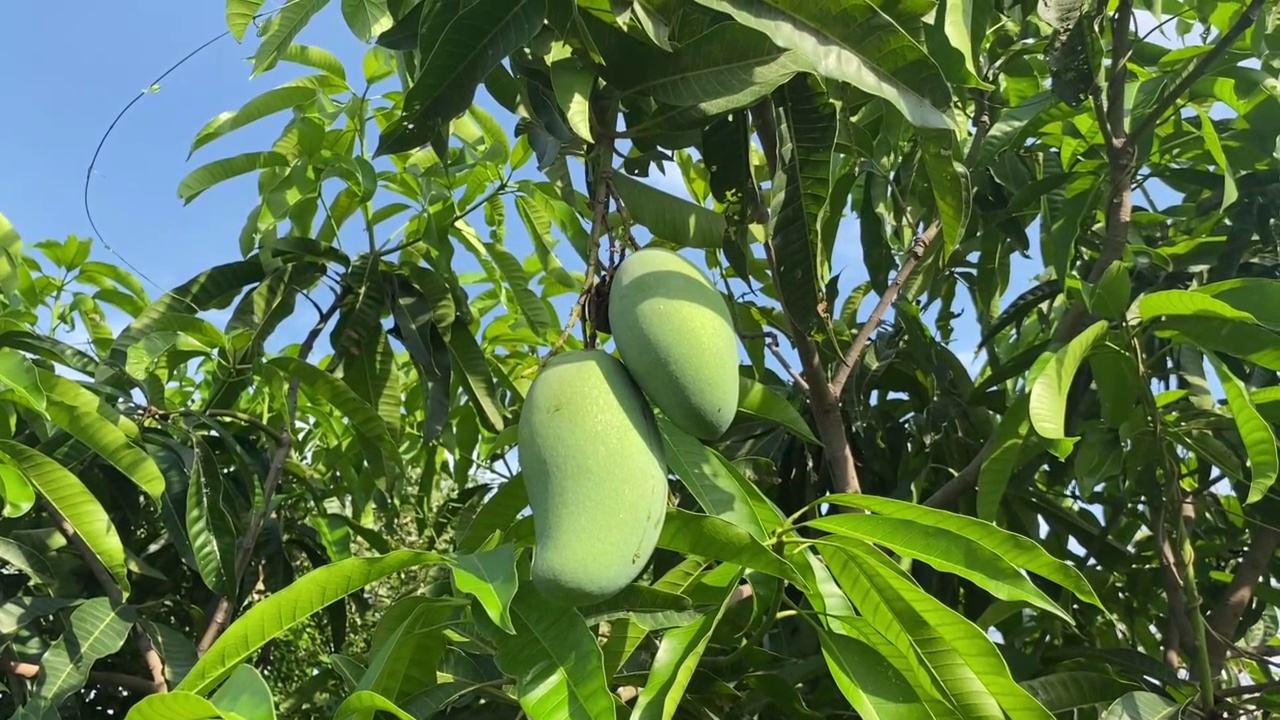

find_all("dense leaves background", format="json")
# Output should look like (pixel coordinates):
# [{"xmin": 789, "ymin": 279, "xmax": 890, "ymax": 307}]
[{"xmin": 1, "ymin": 0, "xmax": 1278, "ymax": 718}]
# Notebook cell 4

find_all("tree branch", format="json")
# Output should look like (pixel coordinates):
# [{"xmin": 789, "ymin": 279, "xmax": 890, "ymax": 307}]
[
  {"xmin": 1129, "ymin": 0, "xmax": 1264, "ymax": 145},
  {"xmin": 44, "ymin": 502, "xmax": 168, "ymax": 692},
  {"xmin": 2, "ymin": 662, "xmax": 163, "ymax": 696},
  {"xmin": 196, "ymin": 294, "xmax": 344, "ymax": 655},
  {"xmin": 1207, "ymin": 525, "xmax": 1280, "ymax": 674},
  {"xmin": 829, "ymin": 91, "xmax": 993, "ymax": 399},
  {"xmin": 1057, "ymin": 0, "xmax": 1262, "ymax": 341}
]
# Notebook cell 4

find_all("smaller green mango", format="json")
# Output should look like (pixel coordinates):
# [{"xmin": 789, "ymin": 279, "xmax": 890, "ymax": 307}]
[
  {"xmin": 608, "ymin": 247, "xmax": 740, "ymax": 440},
  {"xmin": 517, "ymin": 349, "xmax": 669, "ymax": 606}
]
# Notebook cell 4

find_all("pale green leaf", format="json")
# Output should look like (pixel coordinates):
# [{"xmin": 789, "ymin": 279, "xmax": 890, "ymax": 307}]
[
  {"xmin": 737, "ymin": 376, "xmax": 819, "ymax": 444},
  {"xmin": 450, "ymin": 544, "xmax": 518, "ymax": 634},
  {"xmin": 30, "ymin": 598, "xmax": 135, "ymax": 707},
  {"xmin": 610, "ymin": 173, "xmax": 727, "ymax": 248},
  {"xmin": 1028, "ymin": 319, "xmax": 1109, "ymax": 439},
  {"xmin": 177, "ymin": 151, "xmax": 292, "ymax": 204},
  {"xmin": 341, "ymin": 0, "xmax": 393, "ymax": 42},
  {"xmin": 210, "ymin": 664, "xmax": 276, "ymax": 720},
  {"xmin": 1207, "ymin": 352, "xmax": 1279, "ymax": 503}
]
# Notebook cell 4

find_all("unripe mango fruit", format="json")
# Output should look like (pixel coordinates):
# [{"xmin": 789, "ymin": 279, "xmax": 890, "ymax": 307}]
[
  {"xmin": 608, "ymin": 247, "xmax": 740, "ymax": 440},
  {"xmin": 517, "ymin": 349, "xmax": 669, "ymax": 605}
]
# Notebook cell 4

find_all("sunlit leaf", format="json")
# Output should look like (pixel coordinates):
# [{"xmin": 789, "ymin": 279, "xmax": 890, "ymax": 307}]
[{"xmin": 1028, "ymin": 319, "xmax": 1108, "ymax": 439}]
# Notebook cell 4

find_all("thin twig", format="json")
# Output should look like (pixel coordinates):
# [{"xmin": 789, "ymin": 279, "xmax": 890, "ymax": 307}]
[
  {"xmin": 43, "ymin": 501, "xmax": 169, "ymax": 692},
  {"xmin": 196, "ymin": 294, "xmax": 344, "ymax": 655},
  {"xmin": 1129, "ymin": 0, "xmax": 1264, "ymax": 144},
  {"xmin": 549, "ymin": 137, "xmax": 616, "ymax": 358}
]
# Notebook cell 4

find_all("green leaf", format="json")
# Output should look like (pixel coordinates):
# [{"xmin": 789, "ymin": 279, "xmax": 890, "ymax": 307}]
[
  {"xmin": 440, "ymin": 318, "xmax": 506, "ymax": 433},
  {"xmin": 550, "ymin": 52, "xmax": 595, "ymax": 142},
  {"xmin": 819, "ymin": 628, "xmax": 933, "ymax": 720},
  {"xmin": 824, "ymin": 494, "xmax": 1103, "ymax": 608},
  {"xmin": 1137, "ymin": 289, "xmax": 1260, "ymax": 324},
  {"xmin": 267, "ymin": 356, "xmax": 400, "ymax": 464},
  {"xmin": 1150, "ymin": 315, "xmax": 1280, "ymax": 370},
  {"xmin": 341, "ymin": 0, "xmax": 393, "ymax": 42},
  {"xmin": 737, "ymin": 377, "xmax": 818, "ymax": 444},
  {"xmin": 177, "ymin": 151, "xmax": 291, "ymax": 204},
  {"xmin": 629, "ymin": 566, "xmax": 744, "ymax": 720},
  {"xmin": 190, "ymin": 86, "xmax": 318, "ymax": 157},
  {"xmin": 657, "ymin": 508, "xmax": 805, "ymax": 588},
  {"xmin": 490, "ymin": 244, "xmax": 553, "ymax": 333},
  {"xmin": 0, "ymin": 347, "xmax": 46, "ymax": 412},
  {"xmin": 176, "ymin": 550, "xmax": 443, "ymax": 695},
  {"xmin": 609, "ymin": 21, "xmax": 811, "ymax": 120},
  {"xmin": 822, "ymin": 540, "xmax": 1053, "ymax": 720},
  {"xmin": 1196, "ymin": 277, "xmax": 1280, "ymax": 330},
  {"xmin": 0, "ymin": 464, "xmax": 35, "ymax": 518},
  {"xmin": 807, "ymin": 513, "xmax": 1072, "ymax": 621},
  {"xmin": 339, "ymin": 329, "xmax": 402, "ymax": 440},
  {"xmin": 1195, "ymin": 106, "xmax": 1236, "ymax": 210},
  {"xmin": 252, "ymin": 0, "xmax": 331, "ymax": 75},
  {"xmin": 125, "ymin": 691, "xmax": 229, "ymax": 719},
  {"xmin": 210, "ymin": 664, "xmax": 276, "ymax": 720},
  {"xmin": 1101, "ymin": 692, "xmax": 1181, "ymax": 720},
  {"xmin": 921, "ymin": 140, "xmax": 972, "ymax": 259},
  {"xmin": 610, "ymin": 173, "xmax": 727, "ymax": 248},
  {"xmin": 1028, "ymin": 319, "xmax": 1109, "ymax": 440},
  {"xmin": 1087, "ymin": 261, "xmax": 1132, "ymax": 321},
  {"xmin": 691, "ymin": 0, "xmax": 952, "ymax": 130},
  {"xmin": 768, "ymin": 74, "xmax": 837, "ymax": 334},
  {"xmin": 1206, "ymin": 353, "xmax": 1279, "ymax": 503},
  {"xmin": 30, "ymin": 598, "xmax": 135, "ymax": 707},
  {"xmin": 976, "ymin": 392, "xmax": 1031, "ymax": 521},
  {"xmin": 0, "ymin": 441, "xmax": 128, "ymax": 594},
  {"xmin": 280, "ymin": 43, "xmax": 347, "ymax": 80},
  {"xmin": 375, "ymin": 0, "xmax": 546, "ymax": 156},
  {"xmin": 186, "ymin": 436, "xmax": 239, "ymax": 597},
  {"xmin": 36, "ymin": 368, "xmax": 165, "ymax": 499},
  {"xmin": 656, "ymin": 417, "xmax": 782, "ymax": 541},
  {"xmin": 490, "ymin": 586, "xmax": 615, "ymax": 720},
  {"xmin": 333, "ymin": 691, "xmax": 416, "ymax": 720},
  {"xmin": 450, "ymin": 544, "xmax": 518, "ymax": 634},
  {"xmin": 225, "ymin": 0, "xmax": 265, "ymax": 42},
  {"xmin": 1020, "ymin": 672, "xmax": 1141, "ymax": 714},
  {"xmin": 0, "ymin": 538, "xmax": 56, "ymax": 588}
]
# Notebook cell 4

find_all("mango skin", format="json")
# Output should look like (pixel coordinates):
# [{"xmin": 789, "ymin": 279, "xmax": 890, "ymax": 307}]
[
  {"xmin": 608, "ymin": 247, "xmax": 740, "ymax": 440},
  {"xmin": 517, "ymin": 349, "xmax": 669, "ymax": 606}
]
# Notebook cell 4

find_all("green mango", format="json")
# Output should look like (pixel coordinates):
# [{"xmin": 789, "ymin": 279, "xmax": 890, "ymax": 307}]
[
  {"xmin": 517, "ymin": 349, "xmax": 669, "ymax": 605},
  {"xmin": 608, "ymin": 247, "xmax": 741, "ymax": 439}
]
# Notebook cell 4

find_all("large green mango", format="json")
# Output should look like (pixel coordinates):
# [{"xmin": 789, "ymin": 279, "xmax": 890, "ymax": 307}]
[
  {"xmin": 608, "ymin": 247, "xmax": 740, "ymax": 440},
  {"xmin": 517, "ymin": 349, "xmax": 669, "ymax": 605}
]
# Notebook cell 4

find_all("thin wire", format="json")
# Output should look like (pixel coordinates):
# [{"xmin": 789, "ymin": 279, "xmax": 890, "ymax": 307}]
[{"xmin": 82, "ymin": 1, "xmax": 301, "ymax": 293}]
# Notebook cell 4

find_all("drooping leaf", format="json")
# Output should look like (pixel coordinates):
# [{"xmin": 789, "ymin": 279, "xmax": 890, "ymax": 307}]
[
  {"xmin": 36, "ymin": 368, "xmax": 165, "ymax": 499},
  {"xmin": 657, "ymin": 508, "xmax": 805, "ymax": 587},
  {"xmin": 0, "ymin": 347, "xmax": 46, "ymax": 412},
  {"xmin": 375, "ymin": 0, "xmax": 546, "ymax": 155},
  {"xmin": 656, "ymin": 417, "xmax": 783, "ymax": 540},
  {"xmin": 1028, "ymin": 319, "xmax": 1109, "ymax": 439},
  {"xmin": 768, "ymin": 73, "xmax": 837, "ymax": 334},
  {"xmin": 1100, "ymin": 691, "xmax": 1181, "ymax": 720},
  {"xmin": 691, "ymin": 0, "xmax": 952, "ymax": 130},
  {"xmin": 819, "ymin": 628, "xmax": 934, "ymax": 720},
  {"xmin": 190, "ymin": 86, "xmax": 318, "ymax": 157},
  {"xmin": 341, "ymin": 0, "xmax": 393, "ymax": 41},
  {"xmin": 1206, "ymin": 352, "xmax": 1279, "ymax": 503},
  {"xmin": 737, "ymin": 377, "xmax": 819, "ymax": 444},
  {"xmin": 629, "ymin": 565, "xmax": 744, "ymax": 720},
  {"xmin": 333, "ymin": 691, "xmax": 416, "ymax": 720},
  {"xmin": 225, "ymin": 0, "xmax": 265, "ymax": 42},
  {"xmin": 177, "ymin": 550, "xmax": 443, "ymax": 695},
  {"xmin": 449, "ymin": 544, "xmax": 518, "ymax": 634},
  {"xmin": 822, "ymin": 494, "xmax": 1102, "ymax": 608},
  {"xmin": 267, "ymin": 356, "xmax": 400, "ymax": 463},
  {"xmin": 251, "ymin": 0, "xmax": 331, "ymax": 75},
  {"xmin": 976, "ymin": 392, "xmax": 1032, "ymax": 521},
  {"xmin": 177, "ymin": 151, "xmax": 292, "ymax": 204},
  {"xmin": 1020, "ymin": 672, "xmax": 1141, "ymax": 714},
  {"xmin": 610, "ymin": 172, "xmax": 727, "ymax": 248},
  {"xmin": 0, "ymin": 441, "xmax": 129, "ymax": 594},
  {"xmin": 808, "ymin": 513, "xmax": 1072, "ymax": 620},
  {"xmin": 124, "ymin": 690, "xmax": 229, "ymax": 719},
  {"xmin": 186, "ymin": 435, "xmax": 240, "ymax": 597},
  {"xmin": 489, "ymin": 586, "xmax": 616, "ymax": 720}
]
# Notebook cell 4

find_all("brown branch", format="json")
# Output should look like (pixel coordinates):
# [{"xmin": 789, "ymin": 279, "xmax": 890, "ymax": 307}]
[
  {"xmin": 1129, "ymin": 0, "xmax": 1264, "ymax": 145},
  {"xmin": 1057, "ymin": 0, "xmax": 1262, "ymax": 341},
  {"xmin": 922, "ymin": 436, "xmax": 994, "ymax": 509},
  {"xmin": 44, "ymin": 502, "xmax": 168, "ymax": 692},
  {"xmin": 829, "ymin": 91, "xmax": 993, "ymax": 398},
  {"xmin": 196, "ymin": 294, "xmax": 344, "ymax": 656},
  {"xmin": 763, "ymin": 331, "xmax": 809, "ymax": 394},
  {"xmin": 1216, "ymin": 678, "xmax": 1280, "ymax": 699},
  {"xmin": 1207, "ymin": 525, "xmax": 1280, "ymax": 674},
  {"xmin": 1, "ymin": 662, "xmax": 162, "ymax": 696}
]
